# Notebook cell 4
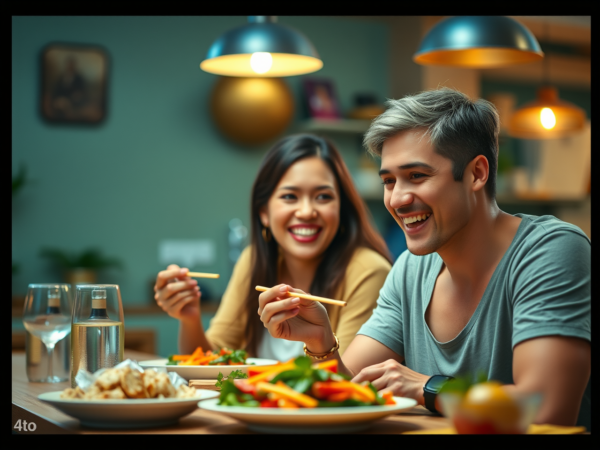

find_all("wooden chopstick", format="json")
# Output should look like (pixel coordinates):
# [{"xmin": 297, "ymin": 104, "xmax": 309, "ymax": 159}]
[
  {"xmin": 255, "ymin": 285, "xmax": 347, "ymax": 307},
  {"xmin": 186, "ymin": 272, "xmax": 220, "ymax": 279}
]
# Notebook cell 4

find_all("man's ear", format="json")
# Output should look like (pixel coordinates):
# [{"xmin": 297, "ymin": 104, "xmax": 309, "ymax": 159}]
[
  {"xmin": 469, "ymin": 155, "xmax": 490, "ymax": 193},
  {"xmin": 258, "ymin": 206, "xmax": 269, "ymax": 228}
]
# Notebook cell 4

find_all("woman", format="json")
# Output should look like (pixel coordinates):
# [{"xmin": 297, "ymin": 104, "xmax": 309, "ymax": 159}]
[{"xmin": 154, "ymin": 133, "xmax": 392, "ymax": 360}]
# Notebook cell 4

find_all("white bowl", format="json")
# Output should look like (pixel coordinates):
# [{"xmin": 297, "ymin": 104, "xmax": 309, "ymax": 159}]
[{"xmin": 38, "ymin": 389, "xmax": 219, "ymax": 429}]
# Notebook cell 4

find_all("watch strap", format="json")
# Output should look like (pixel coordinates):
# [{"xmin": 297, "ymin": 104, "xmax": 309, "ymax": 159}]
[{"xmin": 423, "ymin": 375, "xmax": 452, "ymax": 414}]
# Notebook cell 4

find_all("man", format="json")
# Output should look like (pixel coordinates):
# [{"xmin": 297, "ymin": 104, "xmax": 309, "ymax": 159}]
[{"xmin": 258, "ymin": 87, "xmax": 591, "ymax": 429}]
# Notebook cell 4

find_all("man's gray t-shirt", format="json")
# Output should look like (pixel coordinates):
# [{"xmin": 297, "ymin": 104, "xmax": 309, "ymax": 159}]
[{"xmin": 357, "ymin": 214, "xmax": 591, "ymax": 429}]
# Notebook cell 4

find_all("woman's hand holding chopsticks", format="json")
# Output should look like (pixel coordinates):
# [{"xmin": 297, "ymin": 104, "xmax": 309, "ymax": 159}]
[
  {"xmin": 154, "ymin": 264, "xmax": 201, "ymax": 321},
  {"xmin": 257, "ymin": 284, "xmax": 336, "ymax": 354}
]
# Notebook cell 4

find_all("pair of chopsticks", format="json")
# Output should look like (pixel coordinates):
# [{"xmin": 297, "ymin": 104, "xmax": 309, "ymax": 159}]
[
  {"xmin": 255, "ymin": 285, "xmax": 347, "ymax": 307},
  {"xmin": 181, "ymin": 274, "xmax": 345, "ymax": 307},
  {"xmin": 185, "ymin": 272, "xmax": 220, "ymax": 279}
]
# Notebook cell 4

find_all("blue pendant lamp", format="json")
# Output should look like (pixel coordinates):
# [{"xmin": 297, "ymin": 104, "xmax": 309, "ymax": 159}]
[
  {"xmin": 414, "ymin": 16, "xmax": 544, "ymax": 68},
  {"xmin": 200, "ymin": 16, "xmax": 323, "ymax": 77}
]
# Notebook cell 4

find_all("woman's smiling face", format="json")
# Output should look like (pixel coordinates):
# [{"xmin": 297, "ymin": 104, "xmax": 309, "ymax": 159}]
[{"xmin": 259, "ymin": 156, "xmax": 341, "ymax": 264}]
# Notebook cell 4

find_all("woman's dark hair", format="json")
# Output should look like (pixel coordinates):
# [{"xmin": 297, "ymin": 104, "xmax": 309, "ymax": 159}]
[{"xmin": 243, "ymin": 133, "xmax": 392, "ymax": 356}]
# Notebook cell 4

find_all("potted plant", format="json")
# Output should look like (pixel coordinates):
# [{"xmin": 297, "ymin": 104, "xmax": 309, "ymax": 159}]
[{"xmin": 40, "ymin": 247, "xmax": 123, "ymax": 285}]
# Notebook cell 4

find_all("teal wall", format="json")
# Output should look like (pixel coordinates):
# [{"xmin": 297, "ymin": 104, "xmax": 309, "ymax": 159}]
[{"xmin": 12, "ymin": 16, "xmax": 390, "ymax": 306}]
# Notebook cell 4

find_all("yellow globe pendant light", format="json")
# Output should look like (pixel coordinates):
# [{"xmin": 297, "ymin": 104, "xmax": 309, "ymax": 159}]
[
  {"xmin": 508, "ymin": 86, "xmax": 586, "ymax": 139},
  {"xmin": 508, "ymin": 20, "xmax": 586, "ymax": 140},
  {"xmin": 200, "ymin": 16, "xmax": 323, "ymax": 77},
  {"xmin": 413, "ymin": 16, "xmax": 544, "ymax": 68}
]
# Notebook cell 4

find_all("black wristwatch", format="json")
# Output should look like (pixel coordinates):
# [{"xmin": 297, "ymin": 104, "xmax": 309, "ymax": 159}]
[{"xmin": 423, "ymin": 375, "xmax": 453, "ymax": 414}]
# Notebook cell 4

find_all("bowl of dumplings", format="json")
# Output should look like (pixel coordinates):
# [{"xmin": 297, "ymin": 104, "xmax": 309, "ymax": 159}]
[{"xmin": 38, "ymin": 359, "xmax": 219, "ymax": 428}]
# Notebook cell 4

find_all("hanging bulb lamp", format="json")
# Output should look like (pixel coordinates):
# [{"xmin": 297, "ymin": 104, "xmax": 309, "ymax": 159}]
[
  {"xmin": 413, "ymin": 16, "xmax": 544, "ymax": 68},
  {"xmin": 200, "ymin": 16, "xmax": 323, "ymax": 77},
  {"xmin": 508, "ymin": 86, "xmax": 586, "ymax": 140}
]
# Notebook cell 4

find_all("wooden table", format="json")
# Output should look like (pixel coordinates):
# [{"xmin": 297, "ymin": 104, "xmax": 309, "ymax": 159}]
[{"xmin": 12, "ymin": 350, "xmax": 449, "ymax": 434}]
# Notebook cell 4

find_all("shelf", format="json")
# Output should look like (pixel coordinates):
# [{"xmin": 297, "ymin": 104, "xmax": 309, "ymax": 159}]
[{"xmin": 296, "ymin": 118, "xmax": 372, "ymax": 134}]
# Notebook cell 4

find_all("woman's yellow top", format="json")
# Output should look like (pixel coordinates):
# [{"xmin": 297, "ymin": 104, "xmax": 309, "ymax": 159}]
[{"xmin": 206, "ymin": 245, "xmax": 392, "ymax": 356}]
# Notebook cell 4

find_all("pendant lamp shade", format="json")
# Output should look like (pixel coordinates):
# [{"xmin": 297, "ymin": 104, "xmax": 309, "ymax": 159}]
[
  {"xmin": 414, "ymin": 16, "xmax": 544, "ymax": 68},
  {"xmin": 200, "ymin": 16, "xmax": 323, "ymax": 77},
  {"xmin": 508, "ymin": 87, "xmax": 586, "ymax": 140}
]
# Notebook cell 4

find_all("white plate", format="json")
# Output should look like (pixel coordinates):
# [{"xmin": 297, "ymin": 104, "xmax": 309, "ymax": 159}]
[
  {"xmin": 38, "ymin": 389, "xmax": 219, "ymax": 429},
  {"xmin": 138, "ymin": 358, "xmax": 279, "ymax": 380},
  {"xmin": 198, "ymin": 396, "xmax": 418, "ymax": 434}
]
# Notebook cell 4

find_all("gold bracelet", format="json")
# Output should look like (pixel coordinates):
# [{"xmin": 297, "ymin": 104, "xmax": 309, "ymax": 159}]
[{"xmin": 303, "ymin": 332, "xmax": 339, "ymax": 360}]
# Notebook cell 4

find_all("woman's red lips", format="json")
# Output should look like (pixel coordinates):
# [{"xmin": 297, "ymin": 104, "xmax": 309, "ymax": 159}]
[{"xmin": 288, "ymin": 225, "xmax": 322, "ymax": 242}]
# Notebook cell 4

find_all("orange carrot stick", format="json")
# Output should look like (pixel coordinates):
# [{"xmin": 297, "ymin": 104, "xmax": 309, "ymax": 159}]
[
  {"xmin": 246, "ymin": 362, "xmax": 295, "ymax": 384},
  {"xmin": 256, "ymin": 382, "xmax": 318, "ymax": 408},
  {"xmin": 180, "ymin": 347, "xmax": 203, "ymax": 365},
  {"xmin": 312, "ymin": 360, "xmax": 338, "ymax": 372},
  {"xmin": 192, "ymin": 354, "xmax": 221, "ymax": 365}
]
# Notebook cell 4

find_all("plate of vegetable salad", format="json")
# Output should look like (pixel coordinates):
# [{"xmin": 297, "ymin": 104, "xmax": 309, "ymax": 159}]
[
  {"xmin": 197, "ymin": 356, "xmax": 418, "ymax": 434},
  {"xmin": 139, "ymin": 347, "xmax": 278, "ymax": 381}
]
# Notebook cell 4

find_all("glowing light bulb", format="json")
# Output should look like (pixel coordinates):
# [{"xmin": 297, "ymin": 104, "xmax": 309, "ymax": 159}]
[
  {"xmin": 540, "ymin": 107, "xmax": 556, "ymax": 130},
  {"xmin": 250, "ymin": 52, "xmax": 273, "ymax": 74}
]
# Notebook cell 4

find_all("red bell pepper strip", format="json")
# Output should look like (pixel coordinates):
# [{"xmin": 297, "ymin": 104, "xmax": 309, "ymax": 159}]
[
  {"xmin": 233, "ymin": 378, "xmax": 256, "ymax": 395},
  {"xmin": 312, "ymin": 359, "xmax": 338, "ymax": 373},
  {"xmin": 312, "ymin": 381, "xmax": 376, "ymax": 403},
  {"xmin": 260, "ymin": 399, "xmax": 278, "ymax": 408}
]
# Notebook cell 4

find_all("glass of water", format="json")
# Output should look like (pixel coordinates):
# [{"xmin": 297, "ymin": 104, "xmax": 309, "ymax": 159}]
[
  {"xmin": 70, "ymin": 284, "xmax": 124, "ymax": 387},
  {"xmin": 22, "ymin": 284, "xmax": 72, "ymax": 383}
]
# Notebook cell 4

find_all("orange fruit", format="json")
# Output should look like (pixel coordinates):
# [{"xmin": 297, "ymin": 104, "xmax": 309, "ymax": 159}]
[{"xmin": 456, "ymin": 381, "xmax": 522, "ymax": 434}]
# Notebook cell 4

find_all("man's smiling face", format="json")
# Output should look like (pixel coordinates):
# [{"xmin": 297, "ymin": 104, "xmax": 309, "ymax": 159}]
[{"xmin": 379, "ymin": 129, "xmax": 472, "ymax": 256}]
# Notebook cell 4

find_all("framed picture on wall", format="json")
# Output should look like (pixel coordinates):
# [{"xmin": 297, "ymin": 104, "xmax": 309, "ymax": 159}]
[
  {"xmin": 40, "ymin": 43, "xmax": 108, "ymax": 124},
  {"xmin": 302, "ymin": 77, "xmax": 341, "ymax": 120}
]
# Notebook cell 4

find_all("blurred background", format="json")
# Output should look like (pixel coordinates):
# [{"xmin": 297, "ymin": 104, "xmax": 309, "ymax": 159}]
[{"xmin": 12, "ymin": 16, "xmax": 591, "ymax": 357}]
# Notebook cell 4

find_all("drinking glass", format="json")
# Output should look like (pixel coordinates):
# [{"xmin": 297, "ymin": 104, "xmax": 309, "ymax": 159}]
[
  {"xmin": 22, "ymin": 284, "xmax": 73, "ymax": 383},
  {"xmin": 71, "ymin": 284, "xmax": 124, "ymax": 387}
]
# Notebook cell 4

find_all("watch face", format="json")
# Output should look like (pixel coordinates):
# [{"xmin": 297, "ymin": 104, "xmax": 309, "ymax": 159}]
[{"xmin": 427, "ymin": 375, "xmax": 450, "ymax": 392}]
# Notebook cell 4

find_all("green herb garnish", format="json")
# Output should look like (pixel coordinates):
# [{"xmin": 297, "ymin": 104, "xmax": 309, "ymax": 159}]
[
  {"xmin": 438, "ymin": 371, "xmax": 488, "ymax": 395},
  {"xmin": 215, "ymin": 369, "xmax": 248, "ymax": 390}
]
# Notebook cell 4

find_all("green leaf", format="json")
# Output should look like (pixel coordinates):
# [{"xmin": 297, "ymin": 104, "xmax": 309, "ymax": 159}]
[
  {"xmin": 217, "ymin": 379, "xmax": 242, "ymax": 404},
  {"xmin": 239, "ymin": 400, "xmax": 260, "ymax": 407},
  {"xmin": 214, "ymin": 372, "xmax": 225, "ymax": 389},
  {"xmin": 293, "ymin": 355, "xmax": 312, "ymax": 370},
  {"xmin": 209, "ymin": 349, "xmax": 248, "ymax": 365},
  {"xmin": 224, "ymin": 392, "xmax": 241, "ymax": 406},
  {"xmin": 208, "ymin": 354, "xmax": 230, "ymax": 365},
  {"xmin": 292, "ymin": 377, "xmax": 313, "ymax": 394},
  {"xmin": 229, "ymin": 349, "xmax": 248, "ymax": 363},
  {"xmin": 313, "ymin": 369, "xmax": 331, "ymax": 382},
  {"xmin": 438, "ymin": 372, "xmax": 488, "ymax": 396},
  {"xmin": 215, "ymin": 370, "xmax": 247, "ymax": 390},
  {"xmin": 239, "ymin": 393, "xmax": 256, "ymax": 402},
  {"xmin": 270, "ymin": 369, "xmax": 305, "ymax": 384}
]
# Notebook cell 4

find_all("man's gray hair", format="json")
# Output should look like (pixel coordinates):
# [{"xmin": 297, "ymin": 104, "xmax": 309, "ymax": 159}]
[{"xmin": 364, "ymin": 87, "xmax": 500, "ymax": 198}]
